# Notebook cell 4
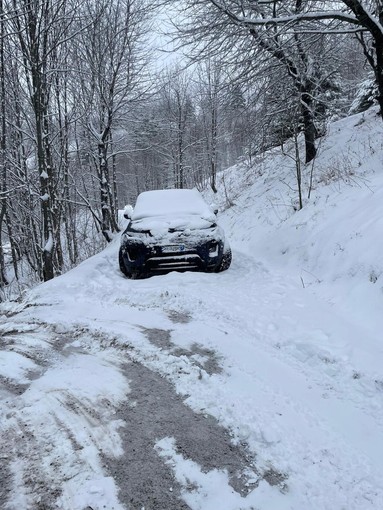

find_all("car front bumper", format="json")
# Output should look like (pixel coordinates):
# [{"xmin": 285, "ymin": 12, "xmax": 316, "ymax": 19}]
[{"xmin": 120, "ymin": 241, "xmax": 224, "ymax": 276}]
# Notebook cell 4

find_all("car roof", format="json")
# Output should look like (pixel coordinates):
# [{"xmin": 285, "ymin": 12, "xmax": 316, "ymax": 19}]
[{"xmin": 131, "ymin": 189, "xmax": 213, "ymax": 221}]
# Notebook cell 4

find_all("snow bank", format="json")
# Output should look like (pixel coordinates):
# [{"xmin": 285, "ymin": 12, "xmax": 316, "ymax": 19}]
[{"xmin": 209, "ymin": 106, "xmax": 383, "ymax": 332}]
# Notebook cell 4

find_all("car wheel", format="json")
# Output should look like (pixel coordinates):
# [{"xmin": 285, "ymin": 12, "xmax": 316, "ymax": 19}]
[
  {"xmin": 119, "ymin": 250, "xmax": 132, "ymax": 278},
  {"xmin": 215, "ymin": 248, "xmax": 232, "ymax": 272}
]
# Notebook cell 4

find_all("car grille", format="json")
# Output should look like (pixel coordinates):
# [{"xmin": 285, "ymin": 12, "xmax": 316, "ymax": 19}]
[{"xmin": 146, "ymin": 253, "xmax": 203, "ymax": 272}]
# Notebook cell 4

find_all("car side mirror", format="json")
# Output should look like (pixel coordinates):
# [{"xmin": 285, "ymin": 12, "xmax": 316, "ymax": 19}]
[{"xmin": 123, "ymin": 204, "xmax": 134, "ymax": 220}]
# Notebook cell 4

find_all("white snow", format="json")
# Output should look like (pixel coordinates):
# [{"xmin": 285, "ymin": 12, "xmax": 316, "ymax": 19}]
[
  {"xmin": 1, "ymin": 107, "xmax": 383, "ymax": 509},
  {"xmin": 132, "ymin": 189, "xmax": 214, "ymax": 220},
  {"xmin": 44, "ymin": 232, "xmax": 54, "ymax": 253},
  {"xmin": 130, "ymin": 189, "xmax": 216, "ymax": 232},
  {"xmin": 155, "ymin": 437, "xmax": 288, "ymax": 510}
]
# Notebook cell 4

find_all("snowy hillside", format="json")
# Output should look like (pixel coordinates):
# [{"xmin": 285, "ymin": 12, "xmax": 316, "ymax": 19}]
[
  {"xmin": 210, "ymin": 106, "xmax": 383, "ymax": 333},
  {"xmin": 1, "ymin": 108, "xmax": 383, "ymax": 510}
]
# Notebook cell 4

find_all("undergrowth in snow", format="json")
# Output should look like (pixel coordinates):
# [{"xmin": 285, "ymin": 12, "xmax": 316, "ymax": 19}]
[{"xmin": 207, "ymin": 106, "xmax": 383, "ymax": 331}]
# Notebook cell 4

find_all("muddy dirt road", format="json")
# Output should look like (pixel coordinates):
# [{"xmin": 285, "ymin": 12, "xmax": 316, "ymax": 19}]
[{"xmin": 0, "ymin": 316, "xmax": 285, "ymax": 510}]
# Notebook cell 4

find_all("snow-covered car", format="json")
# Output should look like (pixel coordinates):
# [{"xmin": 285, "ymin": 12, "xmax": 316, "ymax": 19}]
[{"xmin": 119, "ymin": 189, "xmax": 232, "ymax": 278}]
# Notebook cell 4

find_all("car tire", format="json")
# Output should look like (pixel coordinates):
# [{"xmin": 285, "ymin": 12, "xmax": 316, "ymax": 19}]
[
  {"xmin": 119, "ymin": 250, "xmax": 132, "ymax": 278},
  {"xmin": 215, "ymin": 248, "xmax": 232, "ymax": 272}
]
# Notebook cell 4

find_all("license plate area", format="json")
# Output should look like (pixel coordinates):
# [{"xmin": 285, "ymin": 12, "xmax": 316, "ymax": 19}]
[{"xmin": 161, "ymin": 245, "xmax": 185, "ymax": 253}]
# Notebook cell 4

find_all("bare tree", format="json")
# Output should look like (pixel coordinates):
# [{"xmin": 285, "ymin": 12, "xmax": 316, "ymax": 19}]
[
  {"xmin": 196, "ymin": 60, "xmax": 224, "ymax": 192},
  {"xmin": 166, "ymin": 0, "xmax": 373, "ymax": 162},
  {"xmin": 158, "ymin": 69, "xmax": 196, "ymax": 189},
  {"xmin": 0, "ymin": 0, "xmax": 8, "ymax": 288},
  {"xmin": 0, "ymin": 0, "xmax": 156, "ymax": 293},
  {"xmin": 201, "ymin": 1, "xmax": 383, "ymax": 116},
  {"xmin": 72, "ymin": 0, "xmax": 151, "ymax": 242},
  {"xmin": 8, "ymin": 0, "xmax": 79, "ymax": 280}
]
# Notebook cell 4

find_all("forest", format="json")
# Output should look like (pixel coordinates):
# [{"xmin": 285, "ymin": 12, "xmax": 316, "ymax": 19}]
[{"xmin": 0, "ymin": 0, "xmax": 381, "ymax": 294}]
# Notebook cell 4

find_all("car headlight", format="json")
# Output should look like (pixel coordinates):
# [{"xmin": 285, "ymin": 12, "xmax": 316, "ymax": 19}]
[
  {"xmin": 208, "ymin": 242, "xmax": 219, "ymax": 257},
  {"xmin": 121, "ymin": 230, "xmax": 149, "ymax": 245}
]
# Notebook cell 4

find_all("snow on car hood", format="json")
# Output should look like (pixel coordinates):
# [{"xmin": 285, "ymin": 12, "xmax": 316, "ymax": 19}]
[
  {"xmin": 129, "ymin": 189, "xmax": 217, "ymax": 237},
  {"xmin": 131, "ymin": 190, "xmax": 215, "ymax": 221},
  {"xmin": 130, "ymin": 215, "xmax": 215, "ymax": 237}
]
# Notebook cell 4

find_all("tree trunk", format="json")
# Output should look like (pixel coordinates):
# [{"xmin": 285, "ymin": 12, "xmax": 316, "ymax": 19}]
[
  {"xmin": 210, "ymin": 99, "xmax": 218, "ymax": 193},
  {"xmin": 374, "ymin": 38, "xmax": 383, "ymax": 116},
  {"xmin": 5, "ymin": 209, "xmax": 19, "ymax": 280},
  {"xmin": 294, "ymin": 132, "xmax": 303, "ymax": 210},
  {"xmin": 0, "ymin": 0, "xmax": 8, "ymax": 287},
  {"xmin": 35, "ymin": 102, "xmax": 55, "ymax": 281},
  {"xmin": 0, "ymin": 209, "xmax": 8, "ymax": 287},
  {"xmin": 178, "ymin": 113, "xmax": 184, "ymax": 189},
  {"xmin": 109, "ymin": 132, "xmax": 120, "ymax": 233},
  {"xmin": 301, "ymin": 91, "xmax": 317, "ymax": 163},
  {"xmin": 99, "ymin": 141, "xmax": 113, "ymax": 242}
]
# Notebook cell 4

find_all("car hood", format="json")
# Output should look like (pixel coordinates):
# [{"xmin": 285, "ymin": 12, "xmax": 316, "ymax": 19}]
[{"xmin": 130, "ymin": 215, "xmax": 215, "ymax": 237}]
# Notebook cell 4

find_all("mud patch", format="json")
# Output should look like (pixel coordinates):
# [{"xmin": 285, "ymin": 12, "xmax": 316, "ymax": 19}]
[
  {"xmin": 0, "ymin": 322, "xmax": 41, "ymax": 337},
  {"xmin": 10, "ymin": 348, "xmax": 50, "ymax": 368},
  {"xmin": 52, "ymin": 416, "xmax": 84, "ymax": 452},
  {"xmin": 0, "ymin": 451, "xmax": 12, "ymax": 508},
  {"xmin": 141, "ymin": 327, "xmax": 173, "ymax": 350},
  {"xmin": 263, "ymin": 468, "xmax": 288, "ymax": 489},
  {"xmin": 61, "ymin": 393, "xmax": 103, "ymax": 426},
  {"xmin": 0, "ymin": 323, "xmax": 287, "ymax": 509},
  {"xmin": 106, "ymin": 362, "xmax": 286, "ymax": 510},
  {"xmin": 167, "ymin": 310, "xmax": 192, "ymax": 324},
  {"xmin": 49, "ymin": 334, "xmax": 89, "ymax": 357},
  {"xmin": 0, "ymin": 302, "xmax": 53, "ymax": 318},
  {"xmin": 0, "ymin": 375, "xmax": 30, "ymax": 395},
  {"xmin": 141, "ymin": 328, "xmax": 223, "ymax": 376},
  {"xmin": 3, "ymin": 419, "xmax": 64, "ymax": 509},
  {"xmin": 173, "ymin": 343, "xmax": 223, "ymax": 376}
]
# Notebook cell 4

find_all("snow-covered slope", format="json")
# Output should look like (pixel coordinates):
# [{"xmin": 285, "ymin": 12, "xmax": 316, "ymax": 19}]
[
  {"xmin": 210, "ymin": 106, "xmax": 383, "ymax": 334},
  {"xmin": 1, "ymin": 108, "xmax": 383, "ymax": 510}
]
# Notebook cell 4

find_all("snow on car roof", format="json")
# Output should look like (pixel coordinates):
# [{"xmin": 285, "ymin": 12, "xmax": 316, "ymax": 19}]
[{"xmin": 131, "ymin": 189, "xmax": 214, "ymax": 221}]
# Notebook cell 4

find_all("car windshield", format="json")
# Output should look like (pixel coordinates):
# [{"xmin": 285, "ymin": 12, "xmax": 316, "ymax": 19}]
[{"xmin": 131, "ymin": 189, "xmax": 215, "ymax": 222}]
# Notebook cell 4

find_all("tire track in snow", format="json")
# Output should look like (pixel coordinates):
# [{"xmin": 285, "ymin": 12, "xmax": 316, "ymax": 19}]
[
  {"xmin": 107, "ymin": 361, "xmax": 283, "ymax": 510},
  {"xmin": 0, "ymin": 321, "xmax": 127, "ymax": 509},
  {"xmin": 0, "ymin": 320, "xmax": 287, "ymax": 509}
]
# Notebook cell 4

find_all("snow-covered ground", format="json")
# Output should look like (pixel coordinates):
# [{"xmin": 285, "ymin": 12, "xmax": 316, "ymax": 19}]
[{"xmin": 1, "ymin": 107, "xmax": 383, "ymax": 510}]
